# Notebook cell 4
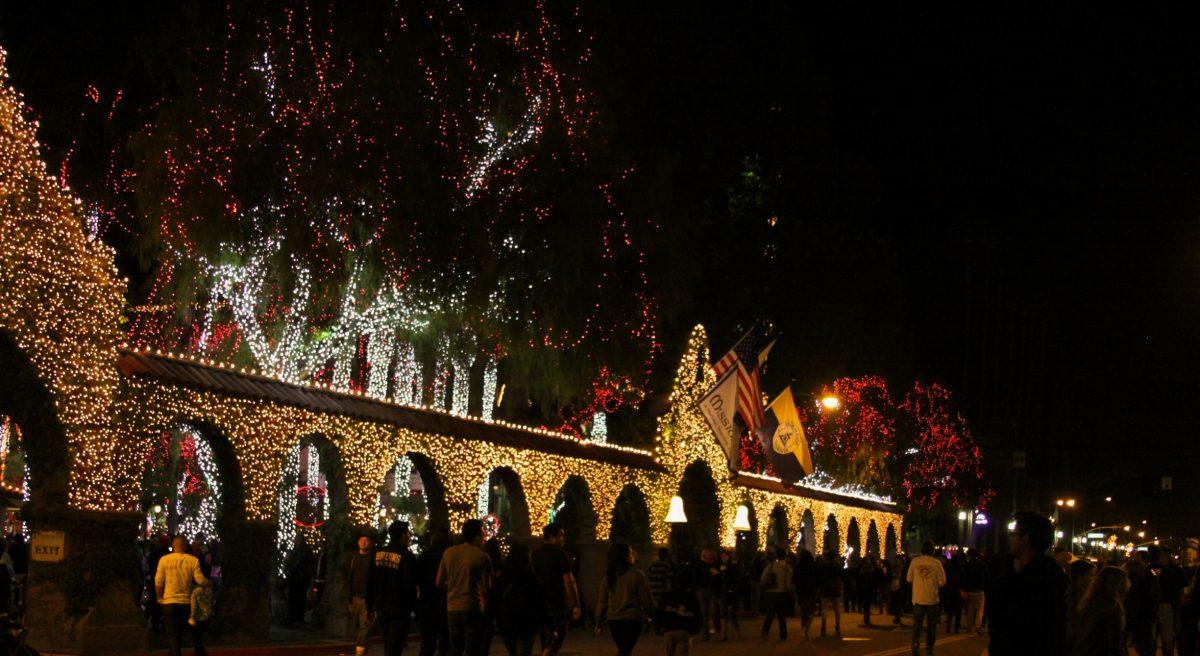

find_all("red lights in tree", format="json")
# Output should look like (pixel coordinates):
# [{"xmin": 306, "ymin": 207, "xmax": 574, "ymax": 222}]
[
  {"xmin": 804, "ymin": 376, "xmax": 897, "ymax": 491},
  {"xmin": 898, "ymin": 382, "xmax": 993, "ymax": 511}
]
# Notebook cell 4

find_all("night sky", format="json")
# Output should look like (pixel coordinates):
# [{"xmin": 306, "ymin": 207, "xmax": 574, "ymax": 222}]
[{"xmin": 3, "ymin": 4, "xmax": 1197, "ymax": 534}]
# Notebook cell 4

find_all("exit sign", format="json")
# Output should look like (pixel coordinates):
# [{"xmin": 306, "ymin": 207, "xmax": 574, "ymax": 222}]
[{"xmin": 31, "ymin": 530, "xmax": 65, "ymax": 562}]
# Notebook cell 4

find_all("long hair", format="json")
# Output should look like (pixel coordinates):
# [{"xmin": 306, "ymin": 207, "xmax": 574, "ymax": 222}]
[
  {"xmin": 1078, "ymin": 565, "xmax": 1129, "ymax": 618},
  {"xmin": 606, "ymin": 543, "xmax": 633, "ymax": 591}
]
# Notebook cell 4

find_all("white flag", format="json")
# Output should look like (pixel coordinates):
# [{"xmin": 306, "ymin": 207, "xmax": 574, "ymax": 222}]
[{"xmin": 698, "ymin": 366, "xmax": 740, "ymax": 468}]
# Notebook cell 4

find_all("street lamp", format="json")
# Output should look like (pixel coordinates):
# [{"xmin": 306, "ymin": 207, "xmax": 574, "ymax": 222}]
[{"xmin": 820, "ymin": 395, "xmax": 841, "ymax": 410}]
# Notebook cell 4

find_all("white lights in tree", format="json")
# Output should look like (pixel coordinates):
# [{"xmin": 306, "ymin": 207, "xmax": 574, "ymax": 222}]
[
  {"xmin": 175, "ymin": 428, "xmax": 221, "ymax": 541},
  {"xmin": 463, "ymin": 94, "xmax": 543, "ymax": 201},
  {"xmin": 276, "ymin": 442, "xmax": 300, "ymax": 576},
  {"xmin": 590, "ymin": 411, "xmax": 607, "ymax": 444},
  {"xmin": 392, "ymin": 340, "xmax": 418, "ymax": 404},
  {"xmin": 366, "ymin": 330, "xmax": 394, "ymax": 399},
  {"xmin": 476, "ymin": 477, "xmax": 490, "ymax": 519},
  {"xmin": 481, "ymin": 360, "xmax": 498, "ymax": 421},
  {"xmin": 451, "ymin": 356, "xmax": 471, "ymax": 416}
]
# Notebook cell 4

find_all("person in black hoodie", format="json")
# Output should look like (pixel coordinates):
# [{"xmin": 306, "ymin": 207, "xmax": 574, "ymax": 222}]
[
  {"xmin": 417, "ymin": 528, "xmax": 452, "ymax": 656},
  {"xmin": 987, "ymin": 511, "xmax": 1068, "ymax": 656},
  {"xmin": 370, "ymin": 520, "xmax": 419, "ymax": 656},
  {"xmin": 490, "ymin": 544, "xmax": 545, "ymax": 656}
]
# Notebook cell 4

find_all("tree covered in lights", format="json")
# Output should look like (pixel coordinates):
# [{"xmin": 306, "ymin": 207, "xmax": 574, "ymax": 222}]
[
  {"xmin": 805, "ymin": 376, "xmax": 898, "ymax": 492},
  {"xmin": 897, "ymin": 382, "xmax": 993, "ymax": 511},
  {"xmin": 80, "ymin": 1, "xmax": 667, "ymax": 430}
]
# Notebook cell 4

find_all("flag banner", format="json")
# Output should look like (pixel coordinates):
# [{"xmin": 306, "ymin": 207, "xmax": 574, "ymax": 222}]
[
  {"xmin": 712, "ymin": 323, "xmax": 775, "ymax": 434},
  {"xmin": 755, "ymin": 387, "xmax": 814, "ymax": 482},
  {"xmin": 698, "ymin": 365, "xmax": 741, "ymax": 468}
]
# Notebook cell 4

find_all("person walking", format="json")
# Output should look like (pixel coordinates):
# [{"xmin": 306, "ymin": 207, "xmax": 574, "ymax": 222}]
[
  {"xmin": 1149, "ymin": 545, "xmax": 1184, "ymax": 656},
  {"xmin": 490, "ymin": 544, "xmax": 545, "ymax": 656},
  {"xmin": 437, "ymin": 519, "xmax": 493, "ymax": 656},
  {"xmin": 987, "ymin": 510, "xmax": 1069, "ymax": 656},
  {"xmin": 346, "ymin": 531, "xmax": 376, "ymax": 656},
  {"xmin": 759, "ymin": 547, "xmax": 794, "ymax": 642},
  {"xmin": 532, "ymin": 523, "xmax": 581, "ymax": 656},
  {"xmin": 941, "ymin": 552, "xmax": 964, "ymax": 634},
  {"xmin": 962, "ymin": 549, "xmax": 987, "ymax": 635},
  {"xmin": 717, "ymin": 550, "xmax": 742, "ymax": 640},
  {"xmin": 890, "ymin": 555, "xmax": 908, "ymax": 626},
  {"xmin": 595, "ymin": 543, "xmax": 654, "ymax": 656},
  {"xmin": 693, "ymin": 549, "xmax": 721, "ymax": 640},
  {"xmin": 857, "ymin": 556, "xmax": 883, "ymax": 627},
  {"xmin": 646, "ymin": 548, "xmax": 674, "ymax": 609},
  {"xmin": 1067, "ymin": 566, "xmax": 1129, "ymax": 656},
  {"xmin": 155, "ymin": 534, "xmax": 210, "ymax": 656},
  {"xmin": 369, "ymin": 521, "xmax": 419, "ymax": 656},
  {"xmin": 1125, "ymin": 551, "xmax": 1161, "ymax": 656},
  {"xmin": 817, "ymin": 551, "xmax": 844, "ymax": 637},
  {"xmin": 792, "ymin": 550, "xmax": 820, "ymax": 641},
  {"xmin": 417, "ymin": 529, "xmax": 451, "ymax": 656},
  {"xmin": 1065, "ymin": 559, "xmax": 1096, "ymax": 646},
  {"xmin": 907, "ymin": 541, "xmax": 946, "ymax": 656}
]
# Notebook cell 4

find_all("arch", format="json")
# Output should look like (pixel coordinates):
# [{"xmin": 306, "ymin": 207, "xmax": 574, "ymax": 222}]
[
  {"xmin": 482, "ymin": 466, "xmax": 531, "ymax": 539},
  {"xmin": 846, "ymin": 518, "xmax": 862, "ymax": 562},
  {"xmin": 672, "ymin": 460, "xmax": 720, "ymax": 558},
  {"xmin": 866, "ymin": 520, "xmax": 881, "ymax": 559},
  {"xmin": 610, "ymin": 483, "xmax": 651, "ymax": 551},
  {"xmin": 551, "ymin": 475, "xmax": 598, "ymax": 549},
  {"xmin": 0, "ymin": 329, "xmax": 68, "ymax": 511},
  {"xmin": 822, "ymin": 514, "xmax": 841, "ymax": 557},
  {"xmin": 885, "ymin": 523, "xmax": 899, "ymax": 561},
  {"xmin": 379, "ymin": 451, "xmax": 450, "ymax": 540},
  {"xmin": 138, "ymin": 419, "xmax": 245, "ymax": 542},
  {"xmin": 799, "ymin": 509, "xmax": 816, "ymax": 554},
  {"xmin": 766, "ymin": 504, "xmax": 789, "ymax": 551}
]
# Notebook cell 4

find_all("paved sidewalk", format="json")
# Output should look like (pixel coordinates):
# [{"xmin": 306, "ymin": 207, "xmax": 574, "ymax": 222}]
[{"xmin": 124, "ymin": 615, "xmax": 989, "ymax": 656}]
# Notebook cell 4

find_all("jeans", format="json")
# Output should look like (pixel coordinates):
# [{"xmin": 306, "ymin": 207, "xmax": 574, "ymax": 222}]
[
  {"xmin": 500, "ymin": 628, "xmax": 536, "ymax": 656},
  {"xmin": 665, "ymin": 629, "xmax": 690, "ymax": 656},
  {"xmin": 796, "ymin": 596, "xmax": 817, "ymax": 634},
  {"xmin": 448, "ymin": 609, "xmax": 484, "ymax": 656},
  {"xmin": 376, "ymin": 607, "xmax": 411, "ymax": 656},
  {"xmin": 964, "ymin": 592, "xmax": 984, "ymax": 631},
  {"xmin": 911, "ymin": 603, "xmax": 940, "ymax": 653},
  {"xmin": 890, "ymin": 589, "xmax": 904, "ymax": 623},
  {"xmin": 760, "ymin": 593, "xmax": 787, "ymax": 640},
  {"xmin": 349, "ymin": 596, "xmax": 373, "ymax": 648},
  {"xmin": 419, "ymin": 604, "xmax": 450, "ymax": 656},
  {"xmin": 608, "ymin": 619, "xmax": 642, "ymax": 656},
  {"xmin": 943, "ymin": 598, "xmax": 961, "ymax": 633},
  {"xmin": 819, "ymin": 596, "xmax": 841, "ymax": 634},
  {"xmin": 162, "ymin": 603, "xmax": 206, "ymax": 656},
  {"xmin": 695, "ymin": 588, "xmax": 720, "ymax": 636}
]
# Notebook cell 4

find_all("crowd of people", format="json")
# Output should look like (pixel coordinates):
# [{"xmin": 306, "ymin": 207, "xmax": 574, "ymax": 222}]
[{"xmin": 144, "ymin": 509, "xmax": 1200, "ymax": 656}]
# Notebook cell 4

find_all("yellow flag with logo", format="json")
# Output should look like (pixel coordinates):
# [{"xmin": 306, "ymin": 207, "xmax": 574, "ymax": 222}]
[{"xmin": 755, "ymin": 387, "xmax": 814, "ymax": 480}]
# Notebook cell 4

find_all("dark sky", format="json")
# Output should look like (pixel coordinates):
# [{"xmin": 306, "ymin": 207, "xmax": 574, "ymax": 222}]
[{"xmin": 3, "ymin": 3, "xmax": 1197, "ymax": 534}]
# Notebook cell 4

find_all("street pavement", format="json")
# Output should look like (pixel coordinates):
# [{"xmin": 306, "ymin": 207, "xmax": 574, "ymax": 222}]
[{"xmin": 534, "ymin": 620, "xmax": 990, "ymax": 656}]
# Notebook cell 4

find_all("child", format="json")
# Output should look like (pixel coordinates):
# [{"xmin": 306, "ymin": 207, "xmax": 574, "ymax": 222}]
[
  {"xmin": 188, "ymin": 577, "xmax": 213, "ymax": 640},
  {"xmin": 655, "ymin": 589, "xmax": 701, "ymax": 656}
]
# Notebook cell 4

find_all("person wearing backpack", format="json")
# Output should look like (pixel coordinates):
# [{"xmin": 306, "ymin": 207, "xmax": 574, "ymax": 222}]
[{"xmin": 759, "ymin": 547, "xmax": 794, "ymax": 642}]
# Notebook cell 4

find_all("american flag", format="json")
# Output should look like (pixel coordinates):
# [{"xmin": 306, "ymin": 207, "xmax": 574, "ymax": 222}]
[{"xmin": 712, "ymin": 324, "xmax": 775, "ymax": 433}]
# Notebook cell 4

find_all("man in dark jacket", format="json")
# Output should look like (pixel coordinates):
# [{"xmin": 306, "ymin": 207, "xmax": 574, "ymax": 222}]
[
  {"xmin": 987, "ymin": 511, "xmax": 1068, "ymax": 656},
  {"xmin": 370, "ymin": 521, "xmax": 419, "ymax": 656}
]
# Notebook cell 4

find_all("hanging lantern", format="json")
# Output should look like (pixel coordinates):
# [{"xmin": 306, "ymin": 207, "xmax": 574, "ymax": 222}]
[
  {"xmin": 733, "ymin": 504, "xmax": 752, "ymax": 532},
  {"xmin": 665, "ymin": 495, "xmax": 688, "ymax": 523}
]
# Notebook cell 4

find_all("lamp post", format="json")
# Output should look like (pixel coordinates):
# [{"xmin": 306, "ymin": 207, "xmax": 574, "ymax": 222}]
[{"xmin": 1056, "ymin": 498, "xmax": 1077, "ymax": 551}]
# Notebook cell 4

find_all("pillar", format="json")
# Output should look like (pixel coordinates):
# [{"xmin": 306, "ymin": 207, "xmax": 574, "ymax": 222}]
[{"xmin": 23, "ymin": 508, "xmax": 148, "ymax": 656}]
